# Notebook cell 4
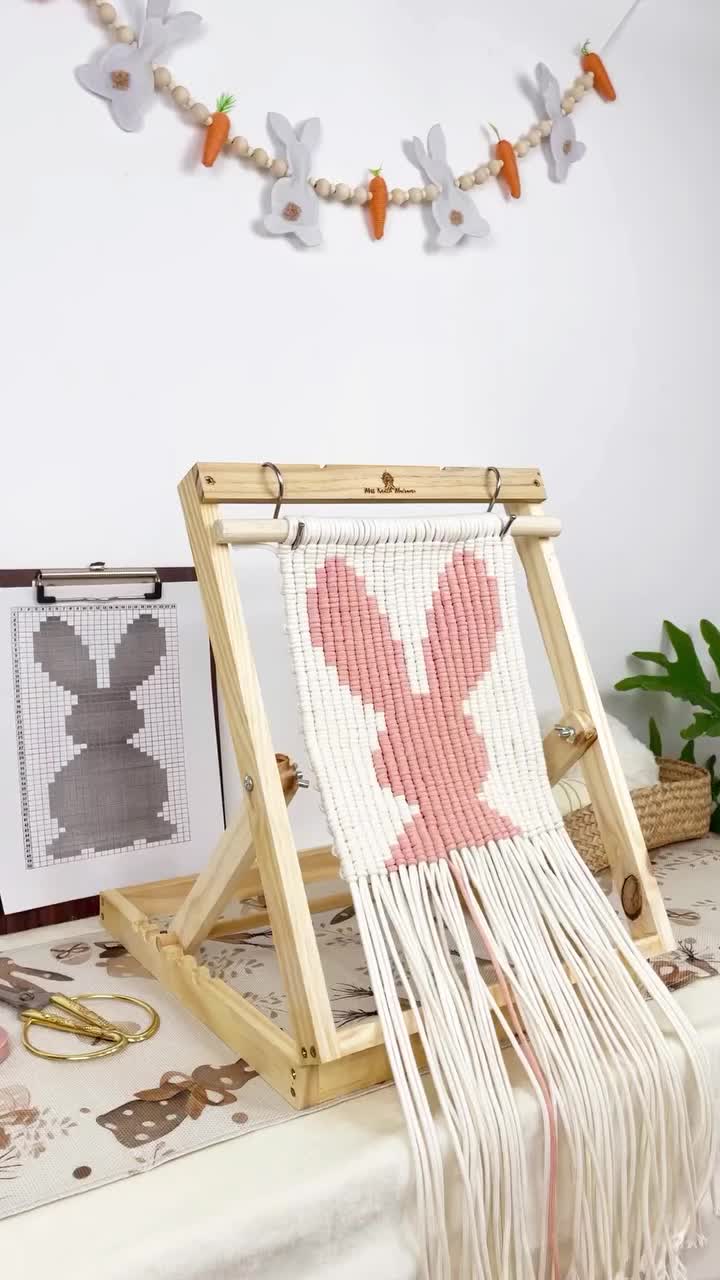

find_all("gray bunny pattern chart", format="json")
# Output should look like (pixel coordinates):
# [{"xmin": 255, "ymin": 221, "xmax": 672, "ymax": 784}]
[{"xmin": 11, "ymin": 604, "xmax": 190, "ymax": 869}]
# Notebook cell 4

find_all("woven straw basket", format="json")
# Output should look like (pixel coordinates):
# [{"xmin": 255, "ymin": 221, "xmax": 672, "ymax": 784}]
[{"xmin": 564, "ymin": 757, "xmax": 712, "ymax": 875}]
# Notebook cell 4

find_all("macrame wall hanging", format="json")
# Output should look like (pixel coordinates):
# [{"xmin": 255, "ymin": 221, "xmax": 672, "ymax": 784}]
[
  {"xmin": 281, "ymin": 516, "xmax": 716, "ymax": 1279},
  {"xmin": 57, "ymin": 0, "xmax": 621, "ymax": 248}
]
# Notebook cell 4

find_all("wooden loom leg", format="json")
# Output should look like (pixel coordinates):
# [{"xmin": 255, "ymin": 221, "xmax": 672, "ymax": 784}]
[
  {"xmin": 506, "ymin": 501, "xmax": 674, "ymax": 953},
  {"xmin": 178, "ymin": 470, "xmax": 339, "ymax": 1062},
  {"xmin": 172, "ymin": 807, "xmax": 255, "ymax": 953},
  {"xmin": 172, "ymin": 756, "xmax": 301, "ymax": 952}
]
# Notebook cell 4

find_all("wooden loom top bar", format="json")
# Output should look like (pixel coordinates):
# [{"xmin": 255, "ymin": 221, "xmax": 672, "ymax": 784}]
[{"xmin": 190, "ymin": 463, "xmax": 547, "ymax": 505}]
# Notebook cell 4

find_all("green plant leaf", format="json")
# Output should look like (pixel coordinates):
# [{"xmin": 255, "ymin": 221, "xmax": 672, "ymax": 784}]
[
  {"xmin": 710, "ymin": 805, "xmax": 720, "ymax": 834},
  {"xmin": 663, "ymin": 620, "xmax": 714, "ymax": 700},
  {"xmin": 705, "ymin": 755, "xmax": 720, "ymax": 800},
  {"xmin": 631, "ymin": 650, "xmax": 671, "ymax": 668},
  {"xmin": 700, "ymin": 619, "xmax": 720, "ymax": 682},
  {"xmin": 679, "ymin": 739, "xmax": 696, "ymax": 763},
  {"xmin": 680, "ymin": 712, "xmax": 720, "ymax": 741},
  {"xmin": 648, "ymin": 716, "xmax": 662, "ymax": 757},
  {"xmin": 615, "ymin": 674, "xmax": 666, "ymax": 692},
  {"xmin": 615, "ymin": 621, "xmax": 720, "ymax": 717}
]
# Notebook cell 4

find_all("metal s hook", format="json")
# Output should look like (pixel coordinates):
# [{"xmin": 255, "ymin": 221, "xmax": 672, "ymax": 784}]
[
  {"xmin": 262, "ymin": 461, "xmax": 285, "ymax": 520},
  {"xmin": 500, "ymin": 513, "xmax": 517, "ymax": 539},
  {"xmin": 262, "ymin": 461, "xmax": 305, "ymax": 549},
  {"xmin": 486, "ymin": 467, "xmax": 502, "ymax": 513}
]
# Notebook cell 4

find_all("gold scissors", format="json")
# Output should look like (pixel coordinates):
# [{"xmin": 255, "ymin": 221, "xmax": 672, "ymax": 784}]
[{"xmin": 0, "ymin": 979, "xmax": 159, "ymax": 1062}]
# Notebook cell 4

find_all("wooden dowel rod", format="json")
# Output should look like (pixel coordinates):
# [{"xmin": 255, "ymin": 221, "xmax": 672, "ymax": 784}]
[{"xmin": 214, "ymin": 516, "xmax": 562, "ymax": 546}]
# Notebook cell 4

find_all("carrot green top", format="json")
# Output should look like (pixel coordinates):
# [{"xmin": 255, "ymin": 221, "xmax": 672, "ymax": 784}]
[
  {"xmin": 580, "ymin": 40, "xmax": 591, "ymax": 55},
  {"xmin": 488, "ymin": 122, "xmax": 502, "ymax": 142},
  {"xmin": 216, "ymin": 93, "xmax": 236, "ymax": 113},
  {"xmin": 369, "ymin": 165, "xmax": 383, "ymax": 177}
]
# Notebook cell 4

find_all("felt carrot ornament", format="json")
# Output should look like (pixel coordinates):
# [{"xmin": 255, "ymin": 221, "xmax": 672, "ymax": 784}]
[
  {"xmin": 368, "ymin": 167, "xmax": 388, "ymax": 240},
  {"xmin": 202, "ymin": 93, "xmax": 236, "ymax": 167},
  {"xmin": 489, "ymin": 123, "xmax": 521, "ymax": 199},
  {"xmin": 580, "ymin": 41, "xmax": 616, "ymax": 101}
]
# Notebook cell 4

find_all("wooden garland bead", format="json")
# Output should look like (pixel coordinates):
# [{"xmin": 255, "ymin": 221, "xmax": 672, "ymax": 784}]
[
  {"xmin": 97, "ymin": 2, "xmax": 117, "ymax": 23},
  {"xmin": 582, "ymin": 70, "xmax": 594, "ymax": 88},
  {"xmin": 514, "ymin": 139, "xmax": 529, "ymax": 157},
  {"xmin": 408, "ymin": 186, "xmax": 424, "ymax": 203},
  {"xmin": 424, "ymin": 183, "xmax": 440, "ymax": 200},
  {"xmin": 251, "ymin": 148, "xmax": 269, "ymax": 169},
  {"xmin": 489, "ymin": 158, "xmax": 503, "ymax": 177},
  {"xmin": 539, "ymin": 119, "xmax": 552, "ymax": 137},
  {"xmin": 191, "ymin": 102, "xmax": 211, "ymax": 125},
  {"xmin": 270, "ymin": 157, "xmax": 288, "ymax": 178},
  {"xmin": 573, "ymin": 81, "xmax": 585, "ymax": 98},
  {"xmin": 153, "ymin": 67, "xmax": 172, "ymax": 90},
  {"xmin": 353, "ymin": 186, "xmax": 368, "ymax": 205},
  {"xmin": 115, "ymin": 24, "xmax": 135, "ymax": 43},
  {"xmin": 314, "ymin": 178, "xmax": 331, "ymax": 197},
  {"xmin": 459, "ymin": 174, "xmax": 474, "ymax": 191},
  {"xmin": 172, "ymin": 85, "xmax": 191, "ymax": 108},
  {"xmin": 528, "ymin": 127, "xmax": 542, "ymax": 147},
  {"xmin": 474, "ymin": 166, "xmax": 490, "ymax": 184},
  {"xmin": 230, "ymin": 136, "xmax": 249, "ymax": 156},
  {"xmin": 561, "ymin": 95, "xmax": 575, "ymax": 113},
  {"xmin": 333, "ymin": 182, "xmax": 350, "ymax": 201},
  {"xmin": 391, "ymin": 188, "xmax": 407, "ymax": 205}
]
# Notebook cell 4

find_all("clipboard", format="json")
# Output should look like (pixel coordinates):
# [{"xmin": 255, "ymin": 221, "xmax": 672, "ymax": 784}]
[{"xmin": 0, "ymin": 564, "xmax": 223, "ymax": 936}]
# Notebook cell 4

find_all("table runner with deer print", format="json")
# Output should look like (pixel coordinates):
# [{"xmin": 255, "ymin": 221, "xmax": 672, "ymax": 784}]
[
  {"xmin": 0, "ymin": 838, "xmax": 719, "ymax": 1226},
  {"xmin": 0, "ymin": 890, "xmax": 383, "ymax": 1221},
  {"xmin": 279, "ymin": 515, "xmax": 717, "ymax": 1280}
]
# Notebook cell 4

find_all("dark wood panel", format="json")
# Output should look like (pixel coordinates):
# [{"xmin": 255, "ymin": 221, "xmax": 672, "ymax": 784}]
[{"xmin": 0, "ymin": 897, "xmax": 99, "ymax": 937}]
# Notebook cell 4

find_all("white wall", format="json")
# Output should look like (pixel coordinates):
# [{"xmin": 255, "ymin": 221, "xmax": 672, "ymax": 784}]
[{"xmin": 3, "ymin": 0, "xmax": 718, "ymax": 837}]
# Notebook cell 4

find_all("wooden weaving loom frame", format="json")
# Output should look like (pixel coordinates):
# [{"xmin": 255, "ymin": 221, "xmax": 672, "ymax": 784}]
[{"xmin": 101, "ymin": 463, "xmax": 674, "ymax": 1109}]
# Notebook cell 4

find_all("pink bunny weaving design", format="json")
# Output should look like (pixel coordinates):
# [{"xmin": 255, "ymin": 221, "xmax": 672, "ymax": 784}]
[{"xmin": 308, "ymin": 551, "xmax": 518, "ymax": 868}]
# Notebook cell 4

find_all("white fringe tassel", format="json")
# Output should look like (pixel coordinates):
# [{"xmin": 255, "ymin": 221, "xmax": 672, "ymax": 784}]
[{"xmin": 350, "ymin": 829, "xmax": 716, "ymax": 1280}]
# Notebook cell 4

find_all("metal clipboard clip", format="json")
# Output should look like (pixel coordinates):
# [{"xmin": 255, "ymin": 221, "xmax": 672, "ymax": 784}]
[{"xmin": 33, "ymin": 562, "xmax": 162, "ymax": 605}]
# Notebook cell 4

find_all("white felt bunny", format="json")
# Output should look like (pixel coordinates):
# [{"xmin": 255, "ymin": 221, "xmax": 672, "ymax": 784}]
[
  {"xmin": 413, "ymin": 124, "xmax": 489, "ymax": 248},
  {"xmin": 264, "ymin": 113, "xmax": 322, "ymax": 247},
  {"xmin": 77, "ymin": 0, "xmax": 201, "ymax": 132},
  {"xmin": 536, "ymin": 62, "xmax": 586, "ymax": 183}
]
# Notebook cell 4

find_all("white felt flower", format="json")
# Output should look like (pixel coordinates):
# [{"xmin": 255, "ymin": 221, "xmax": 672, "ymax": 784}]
[
  {"xmin": 412, "ymin": 125, "xmax": 489, "ymax": 248},
  {"xmin": 76, "ymin": 0, "xmax": 201, "ymax": 133},
  {"xmin": 536, "ymin": 62, "xmax": 586, "ymax": 184},
  {"xmin": 264, "ymin": 114, "xmax": 323, "ymax": 247}
]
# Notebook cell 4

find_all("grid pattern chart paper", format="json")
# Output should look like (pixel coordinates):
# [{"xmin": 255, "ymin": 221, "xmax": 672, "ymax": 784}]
[
  {"xmin": 11, "ymin": 604, "xmax": 191, "ymax": 870},
  {"xmin": 0, "ymin": 580, "xmax": 223, "ymax": 915}
]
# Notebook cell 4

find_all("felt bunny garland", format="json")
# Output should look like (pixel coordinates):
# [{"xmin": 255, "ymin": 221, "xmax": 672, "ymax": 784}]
[{"xmin": 69, "ymin": 0, "xmax": 615, "ymax": 246}]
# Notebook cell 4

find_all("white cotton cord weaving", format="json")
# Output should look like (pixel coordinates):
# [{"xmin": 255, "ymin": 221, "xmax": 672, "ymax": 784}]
[{"xmin": 278, "ymin": 515, "xmax": 716, "ymax": 1280}]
